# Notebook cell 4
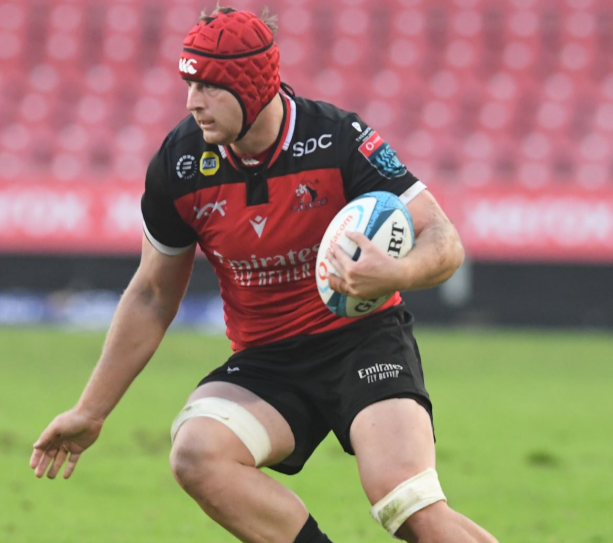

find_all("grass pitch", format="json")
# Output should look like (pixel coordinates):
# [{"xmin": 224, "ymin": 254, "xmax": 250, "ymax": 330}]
[{"xmin": 1, "ymin": 326, "xmax": 611, "ymax": 543}]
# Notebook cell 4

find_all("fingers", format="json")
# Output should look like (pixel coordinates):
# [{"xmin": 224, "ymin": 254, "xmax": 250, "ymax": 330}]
[
  {"xmin": 327, "ymin": 273, "xmax": 348, "ymax": 296},
  {"xmin": 32, "ymin": 443, "xmax": 80, "ymax": 479},
  {"xmin": 46, "ymin": 446, "xmax": 69, "ymax": 479},
  {"xmin": 33, "ymin": 446, "xmax": 58, "ymax": 478},
  {"xmin": 63, "ymin": 452, "xmax": 81, "ymax": 479},
  {"xmin": 29, "ymin": 447, "xmax": 44, "ymax": 469},
  {"xmin": 327, "ymin": 243, "xmax": 352, "ymax": 275}
]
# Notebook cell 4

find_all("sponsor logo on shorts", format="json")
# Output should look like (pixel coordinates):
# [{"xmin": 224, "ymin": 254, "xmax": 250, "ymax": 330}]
[
  {"xmin": 358, "ymin": 130, "xmax": 407, "ymax": 179},
  {"xmin": 200, "ymin": 151, "xmax": 220, "ymax": 176},
  {"xmin": 176, "ymin": 154, "xmax": 197, "ymax": 179},
  {"xmin": 227, "ymin": 366, "xmax": 240, "ymax": 374},
  {"xmin": 357, "ymin": 363, "xmax": 403, "ymax": 384}
]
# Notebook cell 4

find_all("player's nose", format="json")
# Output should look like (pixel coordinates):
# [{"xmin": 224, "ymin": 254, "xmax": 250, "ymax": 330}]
[{"xmin": 186, "ymin": 85, "xmax": 206, "ymax": 112}]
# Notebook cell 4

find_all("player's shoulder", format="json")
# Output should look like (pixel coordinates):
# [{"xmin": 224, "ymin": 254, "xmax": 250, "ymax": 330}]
[
  {"xmin": 293, "ymin": 95, "xmax": 356, "ymax": 127},
  {"xmin": 147, "ymin": 114, "xmax": 212, "ymax": 184},
  {"xmin": 156, "ymin": 114, "xmax": 204, "ymax": 159}
]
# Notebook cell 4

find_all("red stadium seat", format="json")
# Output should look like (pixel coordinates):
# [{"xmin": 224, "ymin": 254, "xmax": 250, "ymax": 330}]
[{"xmin": 0, "ymin": 0, "xmax": 610, "ymax": 188}]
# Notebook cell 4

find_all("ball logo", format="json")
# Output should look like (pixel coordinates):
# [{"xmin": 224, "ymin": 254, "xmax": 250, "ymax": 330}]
[
  {"xmin": 317, "ymin": 261, "xmax": 328, "ymax": 281},
  {"xmin": 387, "ymin": 223, "xmax": 406, "ymax": 257},
  {"xmin": 355, "ymin": 299, "xmax": 379, "ymax": 313},
  {"xmin": 179, "ymin": 58, "xmax": 197, "ymax": 75},
  {"xmin": 200, "ymin": 151, "xmax": 220, "ymax": 176}
]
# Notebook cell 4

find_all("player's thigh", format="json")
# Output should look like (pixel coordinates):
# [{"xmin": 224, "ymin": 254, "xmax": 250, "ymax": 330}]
[
  {"xmin": 350, "ymin": 397, "xmax": 435, "ymax": 504},
  {"xmin": 174, "ymin": 381, "xmax": 296, "ymax": 467}
]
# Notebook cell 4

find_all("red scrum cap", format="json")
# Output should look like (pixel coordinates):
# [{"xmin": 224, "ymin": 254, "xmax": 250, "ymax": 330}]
[{"xmin": 179, "ymin": 10, "xmax": 281, "ymax": 140}]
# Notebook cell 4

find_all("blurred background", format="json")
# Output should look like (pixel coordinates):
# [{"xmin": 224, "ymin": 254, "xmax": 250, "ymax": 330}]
[{"xmin": 1, "ymin": 0, "xmax": 612, "ymax": 329}]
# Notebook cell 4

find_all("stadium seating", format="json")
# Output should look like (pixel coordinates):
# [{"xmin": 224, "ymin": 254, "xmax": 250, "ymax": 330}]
[{"xmin": 1, "ymin": 0, "xmax": 612, "ymax": 187}]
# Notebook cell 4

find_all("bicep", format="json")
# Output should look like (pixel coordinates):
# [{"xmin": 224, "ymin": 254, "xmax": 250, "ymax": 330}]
[
  {"xmin": 130, "ymin": 234, "xmax": 196, "ymax": 306},
  {"xmin": 406, "ymin": 190, "xmax": 453, "ymax": 239}
]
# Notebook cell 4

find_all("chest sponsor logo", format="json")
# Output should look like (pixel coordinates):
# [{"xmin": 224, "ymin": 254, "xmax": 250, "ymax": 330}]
[
  {"xmin": 176, "ymin": 154, "xmax": 197, "ymax": 180},
  {"xmin": 249, "ymin": 215, "xmax": 267, "ymax": 238},
  {"xmin": 200, "ymin": 151, "xmax": 220, "ymax": 176},
  {"xmin": 194, "ymin": 200, "xmax": 227, "ymax": 219},
  {"xmin": 293, "ymin": 180, "xmax": 328, "ymax": 212},
  {"xmin": 358, "ymin": 363, "xmax": 404, "ymax": 384},
  {"xmin": 212, "ymin": 243, "xmax": 320, "ymax": 287},
  {"xmin": 358, "ymin": 131, "xmax": 407, "ymax": 179},
  {"xmin": 292, "ymin": 134, "xmax": 332, "ymax": 157},
  {"xmin": 179, "ymin": 58, "xmax": 197, "ymax": 74}
]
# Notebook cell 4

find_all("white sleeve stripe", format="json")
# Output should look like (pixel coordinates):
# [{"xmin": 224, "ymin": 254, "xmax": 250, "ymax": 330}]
[
  {"xmin": 398, "ymin": 181, "xmax": 427, "ymax": 205},
  {"xmin": 142, "ymin": 221, "xmax": 195, "ymax": 256}
]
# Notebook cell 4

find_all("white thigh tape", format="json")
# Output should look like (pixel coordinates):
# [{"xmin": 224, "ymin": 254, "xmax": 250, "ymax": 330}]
[
  {"xmin": 370, "ymin": 468, "xmax": 447, "ymax": 535},
  {"xmin": 170, "ymin": 397, "xmax": 272, "ymax": 467}
]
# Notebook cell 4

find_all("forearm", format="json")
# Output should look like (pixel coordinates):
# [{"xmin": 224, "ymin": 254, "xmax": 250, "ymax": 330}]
[
  {"xmin": 395, "ymin": 221, "xmax": 464, "ymax": 291},
  {"xmin": 74, "ymin": 281, "xmax": 179, "ymax": 420}
]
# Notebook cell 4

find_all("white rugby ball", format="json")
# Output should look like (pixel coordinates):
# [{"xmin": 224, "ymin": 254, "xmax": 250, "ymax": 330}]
[{"xmin": 316, "ymin": 191, "xmax": 415, "ymax": 317}]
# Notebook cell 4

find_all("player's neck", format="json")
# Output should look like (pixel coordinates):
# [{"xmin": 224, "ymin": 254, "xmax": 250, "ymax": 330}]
[{"xmin": 230, "ymin": 94, "xmax": 283, "ymax": 157}]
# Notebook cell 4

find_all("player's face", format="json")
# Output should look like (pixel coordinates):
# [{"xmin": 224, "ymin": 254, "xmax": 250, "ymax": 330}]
[{"xmin": 186, "ymin": 81, "xmax": 243, "ymax": 145}]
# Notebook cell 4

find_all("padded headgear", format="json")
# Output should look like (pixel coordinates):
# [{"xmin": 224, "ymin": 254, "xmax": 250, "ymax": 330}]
[{"xmin": 179, "ymin": 10, "xmax": 281, "ymax": 140}]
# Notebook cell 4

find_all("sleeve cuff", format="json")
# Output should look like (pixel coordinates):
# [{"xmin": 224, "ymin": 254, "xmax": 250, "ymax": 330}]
[
  {"xmin": 143, "ymin": 221, "xmax": 195, "ymax": 256},
  {"xmin": 398, "ymin": 181, "xmax": 427, "ymax": 205}
]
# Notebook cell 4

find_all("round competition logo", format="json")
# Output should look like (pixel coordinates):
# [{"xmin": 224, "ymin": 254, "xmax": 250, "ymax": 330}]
[{"xmin": 176, "ymin": 155, "xmax": 197, "ymax": 179}]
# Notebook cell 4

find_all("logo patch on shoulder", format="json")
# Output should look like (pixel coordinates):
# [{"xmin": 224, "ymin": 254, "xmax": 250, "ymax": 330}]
[
  {"xmin": 358, "ymin": 131, "xmax": 407, "ymax": 179},
  {"xmin": 176, "ymin": 154, "xmax": 197, "ymax": 179},
  {"xmin": 200, "ymin": 151, "xmax": 220, "ymax": 176}
]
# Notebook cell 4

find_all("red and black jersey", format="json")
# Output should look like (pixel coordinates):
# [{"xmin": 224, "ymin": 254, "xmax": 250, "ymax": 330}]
[{"xmin": 141, "ymin": 93, "xmax": 426, "ymax": 351}]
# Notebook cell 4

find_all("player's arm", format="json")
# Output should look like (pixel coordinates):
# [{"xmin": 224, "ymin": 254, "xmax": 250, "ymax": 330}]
[
  {"xmin": 398, "ymin": 188, "xmax": 464, "ymax": 288},
  {"xmin": 327, "ymin": 190, "xmax": 464, "ymax": 299},
  {"xmin": 30, "ymin": 236, "xmax": 196, "ymax": 479}
]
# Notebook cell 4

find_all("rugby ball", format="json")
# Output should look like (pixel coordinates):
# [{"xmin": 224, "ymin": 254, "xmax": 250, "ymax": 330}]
[{"xmin": 316, "ymin": 191, "xmax": 414, "ymax": 317}]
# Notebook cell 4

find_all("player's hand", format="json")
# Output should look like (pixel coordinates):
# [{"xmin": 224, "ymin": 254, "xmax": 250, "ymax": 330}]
[
  {"xmin": 30, "ymin": 409, "xmax": 104, "ymax": 479},
  {"xmin": 326, "ymin": 231, "xmax": 401, "ymax": 299}
]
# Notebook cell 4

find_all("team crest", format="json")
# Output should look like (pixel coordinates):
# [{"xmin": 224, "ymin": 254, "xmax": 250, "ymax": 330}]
[
  {"xmin": 200, "ymin": 151, "xmax": 220, "ymax": 176},
  {"xmin": 292, "ymin": 179, "xmax": 328, "ymax": 212}
]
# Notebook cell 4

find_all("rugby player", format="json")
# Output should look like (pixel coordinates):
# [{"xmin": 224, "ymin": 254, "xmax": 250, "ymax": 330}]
[{"xmin": 31, "ymin": 7, "xmax": 499, "ymax": 543}]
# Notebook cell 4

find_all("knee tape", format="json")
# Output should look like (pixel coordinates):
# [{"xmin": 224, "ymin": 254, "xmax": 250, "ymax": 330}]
[
  {"xmin": 170, "ymin": 397, "xmax": 272, "ymax": 467},
  {"xmin": 370, "ymin": 468, "xmax": 447, "ymax": 535}
]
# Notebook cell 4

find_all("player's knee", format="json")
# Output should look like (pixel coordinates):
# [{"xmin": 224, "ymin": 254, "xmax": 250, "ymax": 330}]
[
  {"xmin": 169, "ymin": 397, "xmax": 272, "ymax": 493},
  {"xmin": 169, "ymin": 420, "xmax": 226, "ymax": 492}
]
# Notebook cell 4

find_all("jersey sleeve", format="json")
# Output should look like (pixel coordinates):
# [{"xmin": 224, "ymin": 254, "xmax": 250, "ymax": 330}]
[
  {"xmin": 338, "ymin": 113, "xmax": 426, "ymax": 204},
  {"xmin": 141, "ymin": 149, "xmax": 198, "ymax": 255}
]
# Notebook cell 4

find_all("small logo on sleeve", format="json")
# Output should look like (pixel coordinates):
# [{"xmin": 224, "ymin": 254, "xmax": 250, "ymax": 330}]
[{"xmin": 358, "ymin": 131, "xmax": 407, "ymax": 179}]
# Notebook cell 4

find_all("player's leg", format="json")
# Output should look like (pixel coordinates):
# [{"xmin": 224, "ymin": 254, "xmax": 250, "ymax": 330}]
[
  {"xmin": 350, "ymin": 397, "xmax": 498, "ymax": 543},
  {"xmin": 170, "ymin": 381, "xmax": 332, "ymax": 543}
]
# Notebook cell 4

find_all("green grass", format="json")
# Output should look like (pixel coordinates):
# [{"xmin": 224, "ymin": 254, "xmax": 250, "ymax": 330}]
[{"xmin": 1, "ymin": 326, "xmax": 612, "ymax": 543}]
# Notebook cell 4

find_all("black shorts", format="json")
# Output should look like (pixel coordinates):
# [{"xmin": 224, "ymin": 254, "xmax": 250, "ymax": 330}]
[{"xmin": 198, "ymin": 304, "xmax": 432, "ymax": 475}]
